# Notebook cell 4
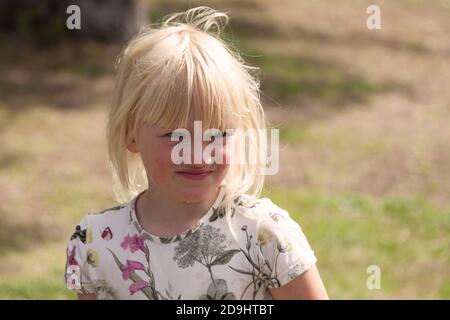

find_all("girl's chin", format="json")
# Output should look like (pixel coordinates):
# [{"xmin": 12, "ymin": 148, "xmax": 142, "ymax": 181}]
[{"xmin": 173, "ymin": 187, "xmax": 217, "ymax": 203}]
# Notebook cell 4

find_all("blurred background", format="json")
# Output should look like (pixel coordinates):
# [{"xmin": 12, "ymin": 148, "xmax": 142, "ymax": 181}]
[{"xmin": 0, "ymin": 0, "xmax": 449, "ymax": 299}]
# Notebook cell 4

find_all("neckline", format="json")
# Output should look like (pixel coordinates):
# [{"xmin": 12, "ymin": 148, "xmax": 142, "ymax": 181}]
[{"xmin": 130, "ymin": 186, "xmax": 226, "ymax": 245}]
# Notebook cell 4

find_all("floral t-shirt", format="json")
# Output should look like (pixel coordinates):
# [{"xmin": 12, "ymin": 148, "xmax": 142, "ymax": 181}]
[{"xmin": 64, "ymin": 187, "xmax": 317, "ymax": 300}]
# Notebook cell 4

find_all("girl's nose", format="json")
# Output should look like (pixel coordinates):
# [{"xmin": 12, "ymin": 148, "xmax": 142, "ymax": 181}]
[{"xmin": 183, "ymin": 140, "xmax": 220, "ymax": 165}]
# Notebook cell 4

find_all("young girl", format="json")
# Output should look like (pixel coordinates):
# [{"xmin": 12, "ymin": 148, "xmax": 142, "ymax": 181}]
[{"xmin": 64, "ymin": 6, "xmax": 328, "ymax": 300}]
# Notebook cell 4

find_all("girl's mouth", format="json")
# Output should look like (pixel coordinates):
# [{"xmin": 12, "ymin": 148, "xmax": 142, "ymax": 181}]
[{"xmin": 176, "ymin": 170, "xmax": 213, "ymax": 181}]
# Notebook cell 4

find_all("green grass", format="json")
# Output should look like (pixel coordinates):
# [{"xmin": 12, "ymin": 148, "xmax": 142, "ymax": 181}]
[
  {"xmin": 277, "ymin": 123, "xmax": 392, "ymax": 161},
  {"xmin": 261, "ymin": 188, "xmax": 450, "ymax": 299},
  {"xmin": 0, "ymin": 242, "xmax": 77, "ymax": 299},
  {"xmin": 258, "ymin": 53, "xmax": 379, "ymax": 102},
  {"xmin": 1, "ymin": 188, "xmax": 447, "ymax": 299},
  {"xmin": 221, "ymin": 32, "xmax": 381, "ymax": 103},
  {"xmin": 0, "ymin": 269, "xmax": 76, "ymax": 300},
  {"xmin": 1, "ymin": 0, "xmax": 448, "ymax": 300},
  {"xmin": 145, "ymin": 1, "xmax": 383, "ymax": 104}
]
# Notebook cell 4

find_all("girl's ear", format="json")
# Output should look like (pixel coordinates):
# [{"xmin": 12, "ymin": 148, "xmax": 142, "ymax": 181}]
[{"xmin": 127, "ymin": 138, "xmax": 139, "ymax": 153}]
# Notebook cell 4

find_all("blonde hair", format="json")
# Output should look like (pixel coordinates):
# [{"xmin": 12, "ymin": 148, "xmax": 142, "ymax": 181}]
[{"xmin": 107, "ymin": 6, "xmax": 268, "ymax": 238}]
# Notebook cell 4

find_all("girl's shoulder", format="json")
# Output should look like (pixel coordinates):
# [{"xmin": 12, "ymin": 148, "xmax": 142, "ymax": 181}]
[
  {"xmin": 230, "ymin": 193, "xmax": 310, "ymax": 244},
  {"xmin": 229, "ymin": 194, "xmax": 318, "ymax": 288},
  {"xmin": 70, "ymin": 201, "xmax": 132, "ymax": 241},
  {"xmin": 234, "ymin": 193, "xmax": 315, "ymax": 245},
  {"xmin": 87, "ymin": 202, "xmax": 131, "ymax": 223},
  {"xmin": 233, "ymin": 194, "xmax": 294, "ymax": 227}
]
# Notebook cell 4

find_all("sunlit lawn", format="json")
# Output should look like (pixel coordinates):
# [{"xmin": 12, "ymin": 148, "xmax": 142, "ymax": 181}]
[{"xmin": 1, "ymin": 0, "xmax": 449, "ymax": 299}]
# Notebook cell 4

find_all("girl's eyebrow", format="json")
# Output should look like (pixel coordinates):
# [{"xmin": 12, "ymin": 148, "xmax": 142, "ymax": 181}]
[
  {"xmin": 155, "ymin": 126, "xmax": 177, "ymax": 133},
  {"xmin": 158, "ymin": 129, "xmax": 176, "ymax": 136}
]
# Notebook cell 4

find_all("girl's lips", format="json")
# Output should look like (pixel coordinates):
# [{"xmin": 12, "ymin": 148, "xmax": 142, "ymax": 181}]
[{"xmin": 176, "ymin": 170, "xmax": 213, "ymax": 181}]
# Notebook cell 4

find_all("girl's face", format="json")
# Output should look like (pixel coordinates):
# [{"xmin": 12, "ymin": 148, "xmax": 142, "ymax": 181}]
[{"xmin": 127, "ymin": 120, "xmax": 233, "ymax": 203}]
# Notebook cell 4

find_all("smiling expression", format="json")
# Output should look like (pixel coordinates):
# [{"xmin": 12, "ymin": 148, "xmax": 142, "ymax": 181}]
[{"xmin": 127, "ymin": 120, "xmax": 234, "ymax": 203}]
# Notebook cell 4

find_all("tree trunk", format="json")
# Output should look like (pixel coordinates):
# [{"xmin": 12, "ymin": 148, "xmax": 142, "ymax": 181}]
[{"xmin": 0, "ymin": 0, "xmax": 149, "ymax": 43}]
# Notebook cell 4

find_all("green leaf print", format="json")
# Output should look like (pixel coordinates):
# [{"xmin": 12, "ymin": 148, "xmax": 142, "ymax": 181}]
[
  {"xmin": 209, "ymin": 206, "xmax": 226, "ymax": 222},
  {"xmin": 211, "ymin": 249, "xmax": 241, "ymax": 266},
  {"xmin": 199, "ymin": 279, "xmax": 236, "ymax": 300},
  {"xmin": 226, "ymin": 224, "xmax": 291, "ymax": 298},
  {"xmin": 107, "ymin": 248, "xmax": 158, "ymax": 300},
  {"xmin": 92, "ymin": 280, "xmax": 117, "ymax": 300},
  {"xmin": 95, "ymin": 204, "xmax": 127, "ymax": 215},
  {"xmin": 174, "ymin": 224, "xmax": 235, "ymax": 284}
]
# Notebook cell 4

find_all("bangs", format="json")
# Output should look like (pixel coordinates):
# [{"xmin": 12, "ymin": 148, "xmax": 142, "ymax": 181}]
[
  {"xmin": 131, "ymin": 27, "xmax": 247, "ymax": 134},
  {"xmin": 108, "ymin": 6, "xmax": 267, "ymax": 208}
]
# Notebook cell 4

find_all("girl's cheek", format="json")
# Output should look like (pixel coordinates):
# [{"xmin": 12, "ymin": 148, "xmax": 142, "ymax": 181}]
[
  {"xmin": 141, "ymin": 142, "xmax": 174, "ymax": 177},
  {"xmin": 215, "ymin": 163, "xmax": 230, "ymax": 179},
  {"xmin": 155, "ymin": 143, "xmax": 176, "ymax": 170}
]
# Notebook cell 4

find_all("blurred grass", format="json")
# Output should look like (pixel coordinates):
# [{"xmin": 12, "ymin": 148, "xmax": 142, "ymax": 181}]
[
  {"xmin": 262, "ymin": 188, "xmax": 450, "ymax": 299},
  {"xmin": 278, "ymin": 123, "xmax": 389, "ymax": 154},
  {"xmin": 0, "ymin": 243, "xmax": 76, "ymax": 299},
  {"xmin": 0, "ymin": 269, "xmax": 76, "ymax": 300},
  {"xmin": 1, "ymin": 186, "xmax": 447, "ymax": 299},
  {"xmin": 230, "ymin": 44, "xmax": 381, "ymax": 103},
  {"xmin": 0, "ymin": 0, "xmax": 449, "ymax": 299},
  {"xmin": 148, "ymin": 0, "xmax": 384, "ymax": 104},
  {"xmin": 221, "ymin": 32, "xmax": 384, "ymax": 104}
]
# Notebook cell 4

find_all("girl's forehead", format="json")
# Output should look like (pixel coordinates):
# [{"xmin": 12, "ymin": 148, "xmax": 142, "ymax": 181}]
[
  {"xmin": 144, "ymin": 111, "xmax": 238, "ymax": 131},
  {"xmin": 148, "ymin": 120, "xmax": 237, "ymax": 132}
]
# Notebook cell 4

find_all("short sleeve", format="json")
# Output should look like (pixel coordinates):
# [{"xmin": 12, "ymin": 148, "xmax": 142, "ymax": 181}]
[
  {"xmin": 255, "ymin": 200, "xmax": 317, "ymax": 288},
  {"xmin": 64, "ymin": 216, "xmax": 96, "ymax": 295}
]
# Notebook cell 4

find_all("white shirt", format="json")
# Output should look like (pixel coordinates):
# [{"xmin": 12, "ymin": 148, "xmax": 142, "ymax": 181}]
[{"xmin": 64, "ymin": 186, "xmax": 317, "ymax": 300}]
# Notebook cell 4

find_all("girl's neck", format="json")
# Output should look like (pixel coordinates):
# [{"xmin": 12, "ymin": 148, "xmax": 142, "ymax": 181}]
[{"xmin": 135, "ymin": 186, "xmax": 220, "ymax": 238}]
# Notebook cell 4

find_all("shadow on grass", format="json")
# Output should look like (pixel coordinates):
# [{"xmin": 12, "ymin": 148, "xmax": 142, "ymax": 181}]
[
  {"xmin": 0, "ymin": 34, "xmax": 119, "ymax": 115},
  {"xmin": 0, "ymin": 209, "xmax": 63, "ymax": 257},
  {"xmin": 147, "ymin": 0, "xmax": 414, "ymax": 107},
  {"xmin": 263, "ymin": 187, "xmax": 450, "ymax": 298},
  {"xmin": 0, "ymin": 0, "xmax": 417, "ymax": 116},
  {"xmin": 239, "ymin": 50, "xmax": 401, "ymax": 105},
  {"xmin": 0, "ymin": 151, "xmax": 30, "ymax": 170}
]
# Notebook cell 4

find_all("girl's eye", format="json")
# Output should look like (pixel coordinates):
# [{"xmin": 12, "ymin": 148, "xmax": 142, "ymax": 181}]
[
  {"xmin": 163, "ymin": 131, "xmax": 185, "ymax": 140},
  {"xmin": 205, "ymin": 130, "xmax": 235, "ymax": 140},
  {"xmin": 214, "ymin": 131, "xmax": 232, "ymax": 138},
  {"xmin": 220, "ymin": 129, "xmax": 236, "ymax": 137},
  {"xmin": 164, "ymin": 130, "xmax": 234, "ymax": 139},
  {"xmin": 205, "ymin": 131, "xmax": 226, "ymax": 139}
]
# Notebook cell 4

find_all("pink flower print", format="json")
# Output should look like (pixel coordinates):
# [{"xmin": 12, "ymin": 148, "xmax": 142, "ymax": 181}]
[
  {"xmin": 101, "ymin": 227, "xmax": 113, "ymax": 240},
  {"xmin": 67, "ymin": 246, "xmax": 78, "ymax": 266},
  {"xmin": 269, "ymin": 212, "xmax": 285, "ymax": 222},
  {"xmin": 120, "ymin": 260, "xmax": 145, "ymax": 280},
  {"xmin": 129, "ymin": 281, "xmax": 150, "ymax": 295},
  {"xmin": 121, "ymin": 234, "xmax": 146, "ymax": 253}
]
